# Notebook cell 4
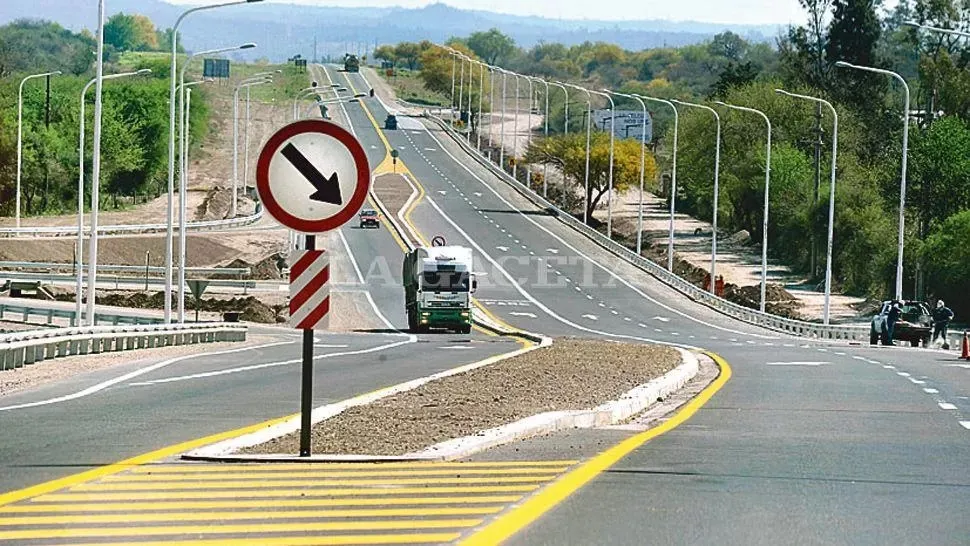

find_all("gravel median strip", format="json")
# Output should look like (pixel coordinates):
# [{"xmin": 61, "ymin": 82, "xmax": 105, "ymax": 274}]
[{"xmin": 243, "ymin": 338, "xmax": 680, "ymax": 456}]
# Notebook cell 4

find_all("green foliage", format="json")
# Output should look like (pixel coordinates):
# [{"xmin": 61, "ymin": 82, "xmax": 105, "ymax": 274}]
[
  {"xmin": 921, "ymin": 210, "xmax": 970, "ymax": 316},
  {"xmin": 909, "ymin": 116, "xmax": 970, "ymax": 231},
  {"xmin": 0, "ymin": 20, "xmax": 95, "ymax": 77},
  {"xmin": 467, "ymin": 29, "xmax": 516, "ymax": 65}
]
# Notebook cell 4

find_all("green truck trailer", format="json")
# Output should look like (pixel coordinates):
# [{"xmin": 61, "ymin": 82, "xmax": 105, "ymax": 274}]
[
  {"xmin": 344, "ymin": 54, "xmax": 360, "ymax": 72},
  {"xmin": 403, "ymin": 245, "xmax": 476, "ymax": 333}
]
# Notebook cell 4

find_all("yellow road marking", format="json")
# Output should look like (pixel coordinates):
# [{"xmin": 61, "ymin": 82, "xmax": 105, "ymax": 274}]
[
  {"xmin": 34, "ymin": 484, "xmax": 539, "ymax": 502},
  {"xmin": 130, "ymin": 460, "xmax": 576, "ymax": 473},
  {"xmin": 0, "ymin": 506, "xmax": 504, "ymax": 525},
  {"xmin": 73, "ymin": 475, "xmax": 558, "ymax": 491},
  {"xmin": 105, "ymin": 466, "xmax": 571, "ymax": 481},
  {"xmin": 54, "ymin": 534, "xmax": 461, "ymax": 546},
  {"xmin": 0, "ymin": 518, "xmax": 483, "ymax": 540},
  {"xmin": 460, "ymin": 352, "xmax": 733, "ymax": 545},
  {"xmin": 2, "ymin": 495, "xmax": 524, "ymax": 513}
]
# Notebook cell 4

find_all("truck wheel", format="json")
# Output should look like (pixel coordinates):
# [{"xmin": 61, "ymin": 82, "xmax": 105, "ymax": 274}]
[
  {"xmin": 910, "ymin": 339, "xmax": 919, "ymax": 348},
  {"xmin": 869, "ymin": 331, "xmax": 879, "ymax": 345},
  {"xmin": 459, "ymin": 325, "xmax": 472, "ymax": 334}
]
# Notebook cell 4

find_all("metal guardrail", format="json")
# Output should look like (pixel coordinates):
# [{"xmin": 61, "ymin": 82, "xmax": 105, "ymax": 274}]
[
  {"xmin": 0, "ymin": 203, "xmax": 264, "ymax": 238},
  {"xmin": 0, "ymin": 322, "xmax": 248, "ymax": 371},
  {"xmin": 0, "ymin": 303, "xmax": 164, "ymax": 327},
  {"xmin": 0, "ymin": 262, "xmax": 251, "ymax": 276},
  {"xmin": 427, "ymin": 113, "xmax": 872, "ymax": 343},
  {"xmin": 0, "ymin": 271, "xmax": 260, "ymax": 291}
]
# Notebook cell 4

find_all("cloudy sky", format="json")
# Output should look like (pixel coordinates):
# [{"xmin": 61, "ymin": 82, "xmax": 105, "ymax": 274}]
[{"xmin": 162, "ymin": 0, "xmax": 829, "ymax": 26}]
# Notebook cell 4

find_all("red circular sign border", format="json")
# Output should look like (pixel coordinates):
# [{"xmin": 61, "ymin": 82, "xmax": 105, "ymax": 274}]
[{"xmin": 256, "ymin": 119, "xmax": 370, "ymax": 234}]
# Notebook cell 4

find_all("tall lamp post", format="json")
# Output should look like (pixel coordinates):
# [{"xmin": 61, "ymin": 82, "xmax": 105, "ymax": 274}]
[
  {"xmin": 776, "ymin": 89, "xmax": 839, "ymax": 325},
  {"xmin": 606, "ymin": 90, "xmax": 647, "ymax": 254},
  {"xmin": 75, "ymin": 69, "xmax": 151, "ymax": 324},
  {"xmin": 232, "ymin": 75, "xmax": 273, "ymax": 218},
  {"xmin": 17, "ymin": 70, "xmax": 62, "ymax": 228},
  {"xmin": 532, "ymin": 77, "xmax": 550, "ymax": 197},
  {"xmin": 671, "ymin": 99, "xmax": 720, "ymax": 294},
  {"xmin": 634, "ymin": 94, "xmax": 678, "ymax": 272},
  {"xmin": 177, "ymin": 43, "xmax": 256, "ymax": 324},
  {"xmin": 716, "ymin": 101, "xmax": 772, "ymax": 313},
  {"xmin": 902, "ymin": 20, "xmax": 970, "ymax": 39},
  {"xmin": 487, "ymin": 65, "xmax": 497, "ymax": 148},
  {"xmin": 165, "ymin": 0, "xmax": 263, "ymax": 324},
  {"xmin": 835, "ymin": 60, "xmax": 910, "ymax": 302},
  {"xmin": 564, "ymin": 83, "xmax": 592, "ymax": 224},
  {"xmin": 590, "ymin": 90, "xmax": 616, "ymax": 238},
  {"xmin": 84, "ymin": 0, "xmax": 105, "ymax": 326},
  {"xmin": 499, "ymin": 69, "xmax": 509, "ymax": 170}
]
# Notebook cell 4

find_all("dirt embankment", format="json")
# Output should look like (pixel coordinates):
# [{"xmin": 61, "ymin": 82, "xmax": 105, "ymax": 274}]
[
  {"xmin": 50, "ymin": 290, "xmax": 283, "ymax": 323},
  {"xmin": 243, "ymin": 338, "xmax": 682, "ymax": 456}
]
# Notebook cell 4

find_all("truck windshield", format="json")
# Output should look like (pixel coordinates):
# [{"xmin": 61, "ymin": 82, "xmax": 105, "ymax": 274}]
[{"xmin": 422, "ymin": 271, "xmax": 470, "ymax": 292}]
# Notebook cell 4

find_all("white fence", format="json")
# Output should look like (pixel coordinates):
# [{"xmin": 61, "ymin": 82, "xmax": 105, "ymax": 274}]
[
  {"xmin": 0, "ymin": 322, "xmax": 247, "ymax": 371},
  {"xmin": 426, "ymin": 113, "xmax": 873, "ymax": 343}
]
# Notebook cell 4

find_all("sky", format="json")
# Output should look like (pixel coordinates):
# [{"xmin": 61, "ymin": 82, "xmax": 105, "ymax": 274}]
[{"xmin": 161, "ymin": 0, "xmax": 819, "ymax": 26}]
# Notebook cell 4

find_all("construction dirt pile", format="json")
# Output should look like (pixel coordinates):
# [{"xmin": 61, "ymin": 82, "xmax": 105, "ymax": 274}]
[
  {"xmin": 242, "ymin": 338, "xmax": 682, "ymax": 456},
  {"xmin": 215, "ymin": 253, "xmax": 285, "ymax": 280},
  {"xmin": 196, "ymin": 188, "xmax": 232, "ymax": 221},
  {"xmin": 51, "ymin": 290, "xmax": 283, "ymax": 323},
  {"xmin": 723, "ymin": 284, "xmax": 803, "ymax": 320}
]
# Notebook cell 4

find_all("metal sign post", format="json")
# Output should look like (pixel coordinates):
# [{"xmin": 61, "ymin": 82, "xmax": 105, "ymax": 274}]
[{"xmin": 256, "ymin": 119, "xmax": 370, "ymax": 457}]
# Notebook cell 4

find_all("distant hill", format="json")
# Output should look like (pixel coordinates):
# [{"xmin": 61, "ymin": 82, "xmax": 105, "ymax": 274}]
[{"xmin": 1, "ymin": 1, "xmax": 783, "ymax": 62}]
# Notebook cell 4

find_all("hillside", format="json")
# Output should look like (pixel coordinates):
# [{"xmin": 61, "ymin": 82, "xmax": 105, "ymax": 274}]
[{"xmin": 0, "ymin": 1, "xmax": 781, "ymax": 63}]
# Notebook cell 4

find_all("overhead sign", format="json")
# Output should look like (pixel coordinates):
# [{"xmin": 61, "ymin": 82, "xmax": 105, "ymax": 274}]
[
  {"xmin": 203, "ymin": 58, "xmax": 230, "ymax": 79},
  {"xmin": 289, "ymin": 250, "xmax": 330, "ymax": 330},
  {"xmin": 256, "ymin": 119, "xmax": 370, "ymax": 234},
  {"xmin": 592, "ymin": 109, "xmax": 653, "ymax": 143}
]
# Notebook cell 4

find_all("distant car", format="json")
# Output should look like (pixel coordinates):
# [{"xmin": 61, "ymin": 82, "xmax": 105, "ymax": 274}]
[
  {"xmin": 870, "ymin": 300, "xmax": 932, "ymax": 347},
  {"xmin": 384, "ymin": 114, "xmax": 398, "ymax": 130},
  {"xmin": 358, "ymin": 209, "xmax": 380, "ymax": 229}
]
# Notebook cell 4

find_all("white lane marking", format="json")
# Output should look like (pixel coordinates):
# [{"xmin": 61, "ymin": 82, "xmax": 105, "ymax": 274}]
[
  {"xmin": 546, "ymin": 248, "xmax": 559, "ymax": 254},
  {"xmin": 653, "ymin": 316, "xmax": 670, "ymax": 322},
  {"xmin": 883, "ymin": 365, "xmax": 896, "ymax": 369},
  {"xmin": 852, "ymin": 356, "xmax": 867, "ymax": 361},
  {"xmin": 638, "ymin": 323, "xmax": 648, "ymax": 328},
  {"xmin": 582, "ymin": 314, "xmax": 598, "ymax": 321},
  {"xmin": 509, "ymin": 312, "xmax": 538, "ymax": 319},
  {"xmin": 130, "ymin": 337, "xmax": 416, "ymax": 386},
  {"xmin": 419, "ymin": 126, "xmax": 775, "ymax": 340},
  {"xmin": 944, "ymin": 364, "xmax": 970, "ymax": 369},
  {"xmin": 671, "ymin": 332, "xmax": 680, "ymax": 336},
  {"xmin": 766, "ymin": 361, "xmax": 831, "ymax": 366},
  {"xmin": 424, "ymin": 147, "xmax": 437, "ymax": 151},
  {"xmin": 960, "ymin": 421, "xmax": 970, "ymax": 430},
  {"xmin": 0, "ymin": 341, "xmax": 295, "ymax": 412},
  {"xmin": 611, "ymin": 310, "xmax": 619, "ymax": 315},
  {"xmin": 624, "ymin": 317, "xmax": 632, "ymax": 322},
  {"xmin": 474, "ymin": 192, "xmax": 482, "ymax": 197},
  {"xmin": 315, "ymin": 344, "xmax": 350, "ymax": 349},
  {"xmin": 338, "ymin": 228, "xmax": 366, "ymax": 285},
  {"xmin": 834, "ymin": 351, "xmax": 846, "ymax": 356},
  {"xmin": 897, "ymin": 372, "xmax": 911, "ymax": 377},
  {"xmin": 586, "ymin": 295, "xmax": 594, "ymax": 300},
  {"xmin": 923, "ymin": 388, "xmax": 939, "ymax": 394},
  {"xmin": 439, "ymin": 345, "xmax": 474, "ymax": 350},
  {"xmin": 938, "ymin": 402, "xmax": 958, "ymax": 410},
  {"xmin": 496, "ymin": 246, "xmax": 509, "ymax": 252},
  {"xmin": 437, "ymin": 190, "xmax": 447, "ymax": 196},
  {"xmin": 908, "ymin": 377, "xmax": 926, "ymax": 385}
]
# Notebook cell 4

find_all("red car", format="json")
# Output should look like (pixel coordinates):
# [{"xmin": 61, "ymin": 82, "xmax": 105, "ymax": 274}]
[{"xmin": 358, "ymin": 209, "xmax": 380, "ymax": 229}]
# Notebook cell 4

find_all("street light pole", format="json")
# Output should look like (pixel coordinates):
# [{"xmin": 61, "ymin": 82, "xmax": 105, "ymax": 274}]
[
  {"xmin": 672, "ymin": 99, "xmax": 720, "ymax": 294},
  {"xmin": 16, "ymin": 70, "xmax": 61, "ymax": 228},
  {"xmin": 499, "ymin": 70, "xmax": 508, "ymax": 170},
  {"xmin": 535, "ymin": 78, "xmax": 550, "ymax": 198},
  {"xmin": 592, "ymin": 90, "xmax": 616, "ymax": 239},
  {"xmin": 488, "ymin": 65, "xmax": 496, "ymax": 148},
  {"xmin": 835, "ymin": 61, "xmax": 910, "ymax": 302},
  {"xmin": 76, "ymin": 69, "xmax": 150, "ymax": 323},
  {"xmin": 477, "ymin": 61, "xmax": 485, "ymax": 150},
  {"xmin": 232, "ymin": 76, "xmax": 272, "ymax": 218},
  {"xmin": 165, "ymin": 0, "xmax": 263, "ymax": 324},
  {"xmin": 457, "ymin": 55, "xmax": 465, "ymax": 128},
  {"xmin": 902, "ymin": 20, "xmax": 970, "ymax": 39},
  {"xmin": 776, "ymin": 89, "xmax": 839, "ymax": 325},
  {"xmin": 717, "ymin": 101, "xmax": 772, "ymax": 313},
  {"xmin": 634, "ymin": 94, "xmax": 678, "ymax": 272},
  {"xmin": 512, "ymin": 73, "xmax": 520, "ymax": 179},
  {"xmin": 565, "ymin": 83, "xmax": 592, "ymax": 224},
  {"xmin": 607, "ymin": 90, "xmax": 647, "ymax": 254},
  {"xmin": 85, "ymin": 0, "xmax": 106, "ymax": 326}
]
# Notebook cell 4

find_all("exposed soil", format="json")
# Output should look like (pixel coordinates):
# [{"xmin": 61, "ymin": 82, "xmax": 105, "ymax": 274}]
[
  {"xmin": 372, "ymin": 173, "xmax": 414, "ymax": 218},
  {"xmin": 243, "ymin": 338, "xmax": 681, "ymax": 456},
  {"xmin": 50, "ymin": 290, "xmax": 283, "ymax": 323}
]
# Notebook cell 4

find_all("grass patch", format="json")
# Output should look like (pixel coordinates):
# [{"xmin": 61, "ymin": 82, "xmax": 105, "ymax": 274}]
[{"xmin": 386, "ymin": 69, "xmax": 448, "ymax": 107}]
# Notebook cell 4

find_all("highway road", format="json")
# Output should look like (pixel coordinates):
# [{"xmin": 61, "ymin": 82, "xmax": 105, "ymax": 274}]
[
  {"xmin": 330, "ymin": 66, "xmax": 970, "ymax": 543},
  {"xmin": 0, "ymin": 63, "xmax": 965, "ymax": 545}
]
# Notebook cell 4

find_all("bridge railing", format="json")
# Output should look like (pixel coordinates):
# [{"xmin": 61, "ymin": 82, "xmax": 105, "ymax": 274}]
[
  {"xmin": 0, "ymin": 322, "xmax": 247, "ymax": 371},
  {"xmin": 426, "ymin": 112, "xmax": 871, "ymax": 343}
]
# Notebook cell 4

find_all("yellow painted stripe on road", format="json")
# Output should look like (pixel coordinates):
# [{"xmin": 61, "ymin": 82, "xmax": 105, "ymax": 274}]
[
  {"xmin": 105, "ymin": 466, "xmax": 571, "ymax": 481},
  {"xmin": 52, "ymin": 533, "xmax": 462, "ymax": 546},
  {"xmin": 130, "ymin": 460, "xmax": 576, "ymax": 473},
  {"xmin": 0, "ymin": 518, "xmax": 483, "ymax": 540},
  {"xmin": 0, "ymin": 505, "xmax": 504, "ymax": 525},
  {"xmin": 34, "ymin": 485, "xmax": 539, "ymax": 502},
  {"xmin": 460, "ymin": 352, "xmax": 733, "ymax": 546},
  {"xmin": 3, "ymin": 495, "xmax": 524, "ymax": 513},
  {"xmin": 73, "ymin": 475, "xmax": 558, "ymax": 491}
]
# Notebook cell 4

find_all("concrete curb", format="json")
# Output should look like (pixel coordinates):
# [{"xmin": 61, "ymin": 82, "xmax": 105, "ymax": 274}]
[
  {"xmin": 184, "ymin": 346, "xmax": 697, "ymax": 463},
  {"xmin": 404, "ymin": 347, "xmax": 699, "ymax": 460},
  {"xmin": 181, "ymin": 337, "xmax": 545, "ymax": 462}
]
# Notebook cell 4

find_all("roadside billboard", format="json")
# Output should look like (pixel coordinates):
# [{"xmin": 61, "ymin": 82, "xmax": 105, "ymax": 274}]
[{"xmin": 592, "ymin": 109, "xmax": 653, "ymax": 143}]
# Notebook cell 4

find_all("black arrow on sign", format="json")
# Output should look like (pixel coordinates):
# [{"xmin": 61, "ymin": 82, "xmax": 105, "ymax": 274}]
[{"xmin": 280, "ymin": 143, "xmax": 343, "ymax": 205}]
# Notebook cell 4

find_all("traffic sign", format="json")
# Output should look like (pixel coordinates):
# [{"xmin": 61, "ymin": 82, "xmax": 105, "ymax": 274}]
[
  {"xmin": 187, "ymin": 280, "xmax": 209, "ymax": 301},
  {"xmin": 432, "ymin": 235, "xmax": 447, "ymax": 247},
  {"xmin": 256, "ymin": 119, "xmax": 370, "ymax": 234},
  {"xmin": 288, "ymin": 250, "xmax": 330, "ymax": 330}
]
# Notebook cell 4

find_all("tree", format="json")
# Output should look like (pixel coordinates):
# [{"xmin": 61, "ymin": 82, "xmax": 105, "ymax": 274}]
[
  {"xmin": 909, "ymin": 116, "xmax": 970, "ymax": 232},
  {"xmin": 708, "ymin": 31, "xmax": 748, "ymax": 62},
  {"xmin": 709, "ymin": 61, "xmax": 760, "ymax": 99},
  {"xmin": 394, "ymin": 42, "xmax": 421, "ymax": 70},
  {"xmin": 373, "ymin": 45, "xmax": 397, "ymax": 67},
  {"xmin": 778, "ymin": 0, "xmax": 833, "ymax": 88},
  {"xmin": 827, "ymin": 0, "xmax": 884, "ymax": 113},
  {"xmin": 526, "ymin": 132, "xmax": 656, "ymax": 224},
  {"xmin": 467, "ymin": 28, "xmax": 515, "ymax": 65},
  {"xmin": 921, "ymin": 210, "xmax": 970, "ymax": 316},
  {"xmin": 0, "ymin": 20, "xmax": 95, "ymax": 77}
]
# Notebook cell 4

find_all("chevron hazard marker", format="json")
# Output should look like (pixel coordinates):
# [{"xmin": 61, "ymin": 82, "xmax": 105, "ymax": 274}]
[{"xmin": 289, "ymin": 250, "xmax": 330, "ymax": 330}]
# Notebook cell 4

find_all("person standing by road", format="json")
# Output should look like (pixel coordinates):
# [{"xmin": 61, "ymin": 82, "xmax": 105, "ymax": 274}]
[
  {"xmin": 886, "ymin": 301, "xmax": 902, "ymax": 345},
  {"xmin": 932, "ymin": 300, "xmax": 954, "ymax": 348}
]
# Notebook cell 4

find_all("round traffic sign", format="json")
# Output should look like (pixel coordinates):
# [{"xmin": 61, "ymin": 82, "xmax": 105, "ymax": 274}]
[
  {"xmin": 256, "ymin": 119, "xmax": 370, "ymax": 234},
  {"xmin": 431, "ymin": 236, "xmax": 447, "ymax": 247}
]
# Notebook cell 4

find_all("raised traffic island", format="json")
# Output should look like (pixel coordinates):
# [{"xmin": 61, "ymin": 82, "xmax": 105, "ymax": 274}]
[{"xmin": 228, "ymin": 338, "xmax": 695, "ymax": 460}]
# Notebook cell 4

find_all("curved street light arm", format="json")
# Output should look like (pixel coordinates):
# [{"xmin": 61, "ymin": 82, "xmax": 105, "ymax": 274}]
[{"xmin": 632, "ymin": 93, "xmax": 679, "ymax": 271}]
